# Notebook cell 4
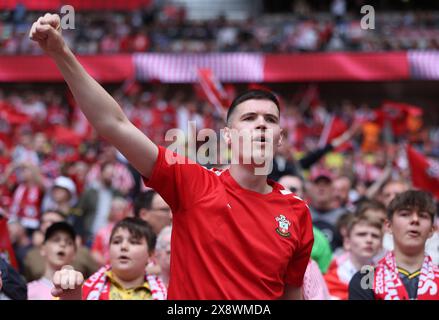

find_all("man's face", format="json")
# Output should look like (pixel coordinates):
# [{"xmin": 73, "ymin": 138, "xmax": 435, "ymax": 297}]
[
  {"xmin": 140, "ymin": 194, "xmax": 172, "ymax": 235},
  {"xmin": 388, "ymin": 208, "xmax": 434, "ymax": 255},
  {"xmin": 381, "ymin": 182, "xmax": 409, "ymax": 207},
  {"xmin": 40, "ymin": 212, "xmax": 65, "ymax": 234},
  {"xmin": 309, "ymin": 178, "xmax": 333, "ymax": 208},
  {"xmin": 224, "ymin": 99, "xmax": 282, "ymax": 173},
  {"xmin": 278, "ymin": 175, "xmax": 304, "ymax": 199},
  {"xmin": 41, "ymin": 231, "xmax": 76, "ymax": 270},
  {"xmin": 51, "ymin": 187, "xmax": 71, "ymax": 204},
  {"xmin": 346, "ymin": 223, "xmax": 382, "ymax": 262},
  {"xmin": 333, "ymin": 177, "xmax": 351, "ymax": 207}
]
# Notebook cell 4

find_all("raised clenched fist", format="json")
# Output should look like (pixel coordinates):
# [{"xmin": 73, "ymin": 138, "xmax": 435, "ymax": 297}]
[
  {"xmin": 29, "ymin": 13, "xmax": 66, "ymax": 56},
  {"xmin": 51, "ymin": 265, "xmax": 84, "ymax": 300}
]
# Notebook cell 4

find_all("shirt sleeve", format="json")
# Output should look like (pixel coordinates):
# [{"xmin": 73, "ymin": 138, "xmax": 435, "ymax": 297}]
[
  {"xmin": 348, "ymin": 270, "xmax": 375, "ymax": 300},
  {"xmin": 142, "ymin": 146, "xmax": 216, "ymax": 213},
  {"xmin": 285, "ymin": 204, "xmax": 314, "ymax": 287}
]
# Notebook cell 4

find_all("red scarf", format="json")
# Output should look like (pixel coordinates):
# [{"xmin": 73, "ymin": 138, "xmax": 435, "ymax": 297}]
[
  {"xmin": 82, "ymin": 265, "xmax": 167, "ymax": 300},
  {"xmin": 374, "ymin": 251, "xmax": 439, "ymax": 300},
  {"xmin": 10, "ymin": 184, "xmax": 42, "ymax": 229},
  {"xmin": 324, "ymin": 253, "xmax": 358, "ymax": 300}
]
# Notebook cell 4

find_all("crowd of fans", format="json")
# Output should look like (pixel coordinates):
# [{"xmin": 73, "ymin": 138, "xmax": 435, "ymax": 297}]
[
  {"xmin": 2, "ymin": 1, "xmax": 439, "ymax": 55},
  {"xmin": 0, "ymin": 82, "xmax": 438, "ymax": 299}
]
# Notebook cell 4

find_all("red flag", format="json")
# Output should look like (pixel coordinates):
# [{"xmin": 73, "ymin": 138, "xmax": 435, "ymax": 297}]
[
  {"xmin": 197, "ymin": 68, "xmax": 229, "ymax": 119},
  {"xmin": 318, "ymin": 115, "xmax": 349, "ymax": 149},
  {"xmin": 407, "ymin": 145, "xmax": 439, "ymax": 199},
  {"xmin": 0, "ymin": 216, "xmax": 18, "ymax": 270},
  {"xmin": 0, "ymin": 106, "xmax": 30, "ymax": 125},
  {"xmin": 376, "ymin": 101, "xmax": 423, "ymax": 137}
]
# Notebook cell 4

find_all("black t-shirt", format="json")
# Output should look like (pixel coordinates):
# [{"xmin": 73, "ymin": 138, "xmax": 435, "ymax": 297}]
[{"xmin": 349, "ymin": 267, "xmax": 420, "ymax": 300}]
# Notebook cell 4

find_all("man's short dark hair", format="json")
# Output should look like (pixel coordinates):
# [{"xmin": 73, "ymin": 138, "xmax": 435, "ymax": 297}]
[
  {"xmin": 226, "ymin": 89, "xmax": 280, "ymax": 123},
  {"xmin": 110, "ymin": 217, "xmax": 156, "ymax": 253},
  {"xmin": 133, "ymin": 190, "xmax": 156, "ymax": 218},
  {"xmin": 387, "ymin": 190, "xmax": 436, "ymax": 222}
]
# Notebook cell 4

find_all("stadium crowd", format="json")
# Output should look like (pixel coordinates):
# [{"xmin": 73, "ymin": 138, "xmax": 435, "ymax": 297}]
[
  {"xmin": 0, "ymin": 82, "xmax": 438, "ymax": 299},
  {"xmin": 2, "ymin": 1, "xmax": 439, "ymax": 55},
  {"xmin": 0, "ymin": 0, "xmax": 439, "ymax": 301}
]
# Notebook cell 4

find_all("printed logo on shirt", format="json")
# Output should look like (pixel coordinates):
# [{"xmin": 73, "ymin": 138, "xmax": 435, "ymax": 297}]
[{"xmin": 275, "ymin": 214, "xmax": 291, "ymax": 238}]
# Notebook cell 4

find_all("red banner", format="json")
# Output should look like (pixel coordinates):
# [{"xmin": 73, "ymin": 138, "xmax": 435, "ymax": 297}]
[
  {"xmin": 0, "ymin": 52, "xmax": 416, "ymax": 83},
  {"xmin": 0, "ymin": 55, "xmax": 134, "ymax": 82},
  {"xmin": 264, "ymin": 52, "xmax": 410, "ymax": 82},
  {"xmin": 0, "ymin": 0, "xmax": 151, "ymax": 10}
]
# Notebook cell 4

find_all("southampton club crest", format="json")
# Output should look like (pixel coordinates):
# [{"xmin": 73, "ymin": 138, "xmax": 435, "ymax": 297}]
[{"xmin": 275, "ymin": 214, "xmax": 291, "ymax": 238}]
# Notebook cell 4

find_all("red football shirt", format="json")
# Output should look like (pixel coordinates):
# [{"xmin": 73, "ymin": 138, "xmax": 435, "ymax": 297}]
[{"xmin": 144, "ymin": 146, "xmax": 314, "ymax": 299}]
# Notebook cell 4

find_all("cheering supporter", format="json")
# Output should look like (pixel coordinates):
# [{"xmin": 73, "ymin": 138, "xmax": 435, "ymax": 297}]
[
  {"xmin": 27, "ymin": 221, "xmax": 77, "ymax": 300},
  {"xmin": 349, "ymin": 190, "xmax": 439, "ymax": 300},
  {"xmin": 1, "ymin": 80, "xmax": 438, "ymax": 296},
  {"xmin": 6, "ymin": 162, "xmax": 45, "ymax": 233},
  {"xmin": 23, "ymin": 210, "xmax": 98, "ymax": 282},
  {"xmin": 29, "ymin": 13, "xmax": 317, "ymax": 299},
  {"xmin": 51, "ymin": 217, "xmax": 167, "ymax": 300}
]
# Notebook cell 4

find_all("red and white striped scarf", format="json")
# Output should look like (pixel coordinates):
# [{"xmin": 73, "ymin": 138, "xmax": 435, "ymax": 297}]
[
  {"xmin": 10, "ymin": 184, "xmax": 42, "ymax": 229},
  {"xmin": 374, "ymin": 251, "xmax": 439, "ymax": 300},
  {"xmin": 82, "ymin": 265, "xmax": 167, "ymax": 300}
]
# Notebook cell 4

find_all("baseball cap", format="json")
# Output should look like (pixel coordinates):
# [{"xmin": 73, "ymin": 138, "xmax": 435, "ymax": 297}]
[
  {"xmin": 311, "ymin": 168, "xmax": 334, "ymax": 183},
  {"xmin": 53, "ymin": 176, "xmax": 77, "ymax": 197},
  {"xmin": 44, "ymin": 222, "xmax": 76, "ymax": 244},
  {"xmin": 52, "ymin": 176, "xmax": 77, "ymax": 205}
]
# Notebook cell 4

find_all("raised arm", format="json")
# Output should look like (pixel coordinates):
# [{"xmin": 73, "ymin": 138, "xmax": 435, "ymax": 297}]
[{"xmin": 29, "ymin": 13, "xmax": 158, "ymax": 178}]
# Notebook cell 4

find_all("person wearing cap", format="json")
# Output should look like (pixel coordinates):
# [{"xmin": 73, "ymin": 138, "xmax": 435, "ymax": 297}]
[
  {"xmin": 308, "ymin": 168, "xmax": 347, "ymax": 251},
  {"xmin": 41, "ymin": 176, "xmax": 77, "ymax": 217},
  {"xmin": 23, "ymin": 210, "xmax": 99, "ymax": 283},
  {"xmin": 27, "ymin": 222, "xmax": 77, "ymax": 299}
]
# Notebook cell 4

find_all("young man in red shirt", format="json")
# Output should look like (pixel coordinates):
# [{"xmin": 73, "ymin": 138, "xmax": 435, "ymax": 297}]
[{"xmin": 29, "ymin": 13, "xmax": 314, "ymax": 300}]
